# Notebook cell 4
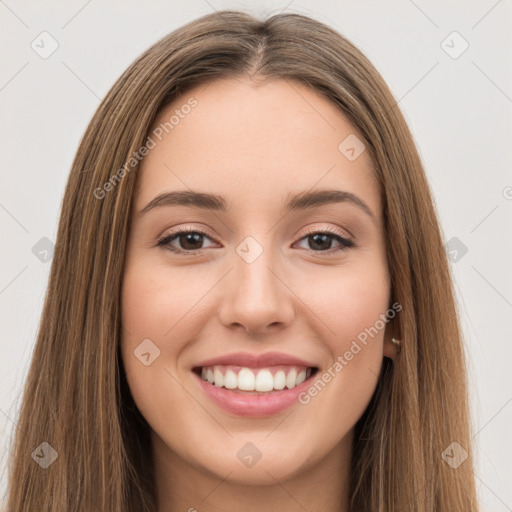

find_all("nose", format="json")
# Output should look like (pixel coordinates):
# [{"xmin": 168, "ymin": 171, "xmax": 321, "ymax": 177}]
[{"xmin": 218, "ymin": 244, "xmax": 295, "ymax": 336}]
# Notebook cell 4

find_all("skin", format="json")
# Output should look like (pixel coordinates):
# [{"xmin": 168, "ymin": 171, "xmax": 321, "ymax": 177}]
[{"xmin": 121, "ymin": 77, "xmax": 398, "ymax": 512}]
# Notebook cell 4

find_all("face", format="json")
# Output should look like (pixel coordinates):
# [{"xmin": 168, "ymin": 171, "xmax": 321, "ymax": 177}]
[{"xmin": 121, "ymin": 77, "xmax": 393, "ymax": 486}]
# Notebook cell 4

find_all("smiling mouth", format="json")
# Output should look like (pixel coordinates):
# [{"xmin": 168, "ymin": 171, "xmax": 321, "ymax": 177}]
[{"xmin": 192, "ymin": 365, "xmax": 319, "ymax": 394}]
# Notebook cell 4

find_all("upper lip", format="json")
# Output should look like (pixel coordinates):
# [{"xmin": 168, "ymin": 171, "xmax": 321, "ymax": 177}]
[{"xmin": 193, "ymin": 351, "xmax": 318, "ymax": 369}]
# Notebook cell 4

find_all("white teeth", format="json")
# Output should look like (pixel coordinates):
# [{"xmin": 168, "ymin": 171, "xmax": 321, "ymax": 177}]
[
  {"xmin": 255, "ymin": 369, "xmax": 274, "ymax": 392},
  {"xmin": 223, "ymin": 369, "xmax": 238, "ymax": 389},
  {"xmin": 237, "ymin": 368, "xmax": 255, "ymax": 391},
  {"xmin": 200, "ymin": 365, "xmax": 314, "ymax": 392},
  {"xmin": 274, "ymin": 370, "xmax": 286, "ymax": 390},
  {"xmin": 213, "ymin": 368, "xmax": 224, "ymax": 387},
  {"xmin": 296, "ymin": 369, "xmax": 307, "ymax": 385},
  {"xmin": 285, "ymin": 368, "xmax": 297, "ymax": 389}
]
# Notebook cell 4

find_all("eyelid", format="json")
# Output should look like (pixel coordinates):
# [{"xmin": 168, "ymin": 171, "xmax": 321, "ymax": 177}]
[
  {"xmin": 158, "ymin": 223, "xmax": 352, "ymax": 242},
  {"xmin": 157, "ymin": 224, "xmax": 217, "ymax": 242},
  {"xmin": 298, "ymin": 224, "xmax": 353, "ymax": 242}
]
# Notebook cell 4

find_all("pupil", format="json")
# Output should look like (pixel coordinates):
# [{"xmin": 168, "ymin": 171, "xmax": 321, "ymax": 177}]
[
  {"xmin": 181, "ymin": 232, "xmax": 203, "ymax": 250},
  {"xmin": 310, "ymin": 233, "xmax": 331, "ymax": 250}
]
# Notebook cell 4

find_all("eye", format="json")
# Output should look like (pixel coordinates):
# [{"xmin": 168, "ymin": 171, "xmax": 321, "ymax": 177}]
[
  {"xmin": 293, "ymin": 228, "xmax": 355, "ymax": 254},
  {"xmin": 156, "ymin": 226, "xmax": 355, "ymax": 255},
  {"xmin": 156, "ymin": 228, "xmax": 218, "ymax": 254}
]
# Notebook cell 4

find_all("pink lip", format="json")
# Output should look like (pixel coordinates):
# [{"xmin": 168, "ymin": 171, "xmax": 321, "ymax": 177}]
[
  {"xmin": 192, "ymin": 370, "xmax": 317, "ymax": 417},
  {"xmin": 192, "ymin": 351, "xmax": 317, "ymax": 369}
]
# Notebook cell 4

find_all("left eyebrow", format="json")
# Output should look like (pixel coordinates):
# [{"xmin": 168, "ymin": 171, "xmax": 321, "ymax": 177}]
[
  {"xmin": 284, "ymin": 189, "xmax": 375, "ymax": 221},
  {"xmin": 138, "ymin": 188, "xmax": 375, "ymax": 221}
]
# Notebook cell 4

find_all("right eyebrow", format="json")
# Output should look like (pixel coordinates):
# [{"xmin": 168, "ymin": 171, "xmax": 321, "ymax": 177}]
[{"xmin": 139, "ymin": 190, "xmax": 227, "ymax": 215}]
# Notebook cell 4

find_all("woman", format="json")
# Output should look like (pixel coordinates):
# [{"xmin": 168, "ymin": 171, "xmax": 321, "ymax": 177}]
[{"xmin": 5, "ymin": 9, "xmax": 479, "ymax": 512}]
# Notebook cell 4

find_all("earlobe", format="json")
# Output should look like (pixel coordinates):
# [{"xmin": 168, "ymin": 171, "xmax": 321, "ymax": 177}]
[{"xmin": 383, "ymin": 335, "xmax": 401, "ymax": 360}]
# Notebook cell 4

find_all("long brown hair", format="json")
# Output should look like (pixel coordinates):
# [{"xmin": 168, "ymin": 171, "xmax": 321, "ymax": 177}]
[{"xmin": 4, "ymin": 10, "xmax": 479, "ymax": 511}]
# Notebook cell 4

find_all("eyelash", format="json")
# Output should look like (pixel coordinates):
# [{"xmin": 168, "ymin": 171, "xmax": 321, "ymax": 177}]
[{"xmin": 156, "ymin": 226, "xmax": 355, "ymax": 256}]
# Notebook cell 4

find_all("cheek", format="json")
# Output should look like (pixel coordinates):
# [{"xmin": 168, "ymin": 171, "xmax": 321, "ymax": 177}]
[
  {"xmin": 303, "ymin": 262, "xmax": 390, "ymax": 346},
  {"xmin": 293, "ymin": 264, "xmax": 389, "ymax": 419},
  {"xmin": 119, "ymin": 262, "xmax": 202, "ymax": 426},
  {"xmin": 119, "ymin": 262, "xmax": 200, "ymax": 395},
  {"xmin": 121, "ymin": 261, "xmax": 204, "ymax": 343}
]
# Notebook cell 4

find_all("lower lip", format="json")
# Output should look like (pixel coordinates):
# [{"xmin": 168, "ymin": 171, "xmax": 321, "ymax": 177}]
[{"xmin": 193, "ymin": 370, "xmax": 316, "ymax": 417}]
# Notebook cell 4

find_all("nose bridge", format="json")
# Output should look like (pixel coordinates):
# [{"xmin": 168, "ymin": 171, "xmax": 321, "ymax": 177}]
[
  {"xmin": 236, "ymin": 238, "xmax": 277, "ymax": 296},
  {"xmin": 218, "ymin": 233, "xmax": 294, "ymax": 333},
  {"xmin": 234, "ymin": 233, "xmax": 284, "ymax": 306}
]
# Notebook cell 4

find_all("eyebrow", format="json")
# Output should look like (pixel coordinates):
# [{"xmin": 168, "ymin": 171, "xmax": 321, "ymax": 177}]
[{"xmin": 138, "ymin": 188, "xmax": 375, "ymax": 220}]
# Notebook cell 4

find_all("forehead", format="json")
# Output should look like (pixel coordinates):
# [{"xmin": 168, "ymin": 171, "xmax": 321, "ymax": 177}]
[{"xmin": 134, "ymin": 77, "xmax": 379, "ymax": 216}]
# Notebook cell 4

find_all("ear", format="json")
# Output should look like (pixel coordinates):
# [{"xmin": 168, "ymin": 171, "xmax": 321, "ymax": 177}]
[{"xmin": 383, "ymin": 323, "xmax": 400, "ymax": 360}]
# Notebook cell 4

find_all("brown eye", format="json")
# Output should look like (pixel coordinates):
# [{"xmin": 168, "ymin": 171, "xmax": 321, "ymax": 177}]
[
  {"xmin": 294, "ymin": 230, "xmax": 354, "ymax": 253},
  {"xmin": 157, "ymin": 228, "xmax": 217, "ymax": 253}
]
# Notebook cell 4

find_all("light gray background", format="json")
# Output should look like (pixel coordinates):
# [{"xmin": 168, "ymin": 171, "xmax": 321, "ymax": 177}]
[{"xmin": 1, "ymin": 1, "xmax": 511, "ymax": 510}]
